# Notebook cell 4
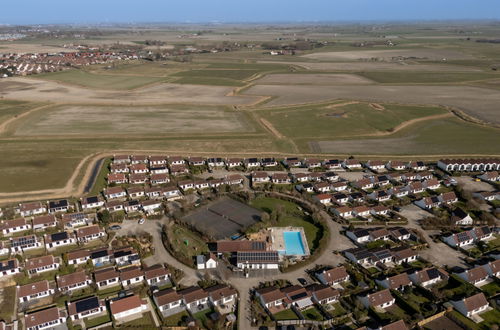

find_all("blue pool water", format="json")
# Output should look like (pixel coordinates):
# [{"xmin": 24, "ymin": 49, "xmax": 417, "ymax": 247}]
[{"xmin": 282, "ymin": 231, "xmax": 306, "ymax": 255}]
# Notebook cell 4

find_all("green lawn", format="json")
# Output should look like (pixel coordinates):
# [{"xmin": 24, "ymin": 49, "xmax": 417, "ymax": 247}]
[
  {"xmin": 163, "ymin": 310, "xmax": 190, "ymax": 326},
  {"xmin": 273, "ymin": 308, "xmax": 299, "ymax": 320},
  {"xmin": 168, "ymin": 223, "xmax": 209, "ymax": 266},
  {"xmin": 358, "ymin": 71, "xmax": 499, "ymax": 84},
  {"xmin": 98, "ymin": 285, "xmax": 122, "ymax": 298},
  {"xmin": 192, "ymin": 308, "xmax": 215, "ymax": 328},
  {"xmin": 35, "ymin": 70, "xmax": 167, "ymax": 90},
  {"xmin": 84, "ymin": 313, "xmax": 111, "ymax": 328},
  {"xmin": 448, "ymin": 311, "xmax": 478, "ymax": 329},
  {"xmin": 120, "ymin": 312, "xmax": 156, "ymax": 327},
  {"xmin": 479, "ymin": 309, "xmax": 500, "ymax": 329},
  {"xmin": 302, "ymin": 306, "xmax": 325, "ymax": 321},
  {"xmin": 329, "ymin": 302, "xmax": 346, "ymax": 317},
  {"xmin": 480, "ymin": 280, "xmax": 500, "ymax": 297},
  {"xmin": 87, "ymin": 158, "xmax": 111, "ymax": 196},
  {"xmin": 0, "ymin": 286, "xmax": 16, "ymax": 322},
  {"xmin": 250, "ymin": 196, "xmax": 322, "ymax": 251},
  {"xmin": 486, "ymin": 235, "xmax": 500, "ymax": 250}
]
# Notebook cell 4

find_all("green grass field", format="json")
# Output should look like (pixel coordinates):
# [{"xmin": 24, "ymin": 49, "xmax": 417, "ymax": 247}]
[
  {"xmin": 35, "ymin": 70, "xmax": 168, "ymax": 90},
  {"xmin": 0, "ymin": 100, "xmax": 45, "ymax": 125}
]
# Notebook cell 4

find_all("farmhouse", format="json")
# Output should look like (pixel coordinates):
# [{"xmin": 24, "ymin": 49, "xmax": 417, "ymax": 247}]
[
  {"xmin": 56, "ymin": 270, "xmax": 92, "ymax": 292},
  {"xmin": 451, "ymin": 293, "xmax": 489, "ymax": 318},
  {"xmin": 0, "ymin": 218, "xmax": 31, "ymax": 235},
  {"xmin": 17, "ymin": 280, "xmax": 55, "ymax": 302},
  {"xmin": 109, "ymin": 294, "xmax": 148, "ymax": 322},
  {"xmin": 24, "ymin": 306, "xmax": 65, "ymax": 330},
  {"xmin": 67, "ymin": 296, "xmax": 106, "ymax": 321}
]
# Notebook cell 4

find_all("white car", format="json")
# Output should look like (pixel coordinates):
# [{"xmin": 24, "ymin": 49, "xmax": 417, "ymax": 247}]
[{"xmin": 138, "ymin": 218, "xmax": 145, "ymax": 225}]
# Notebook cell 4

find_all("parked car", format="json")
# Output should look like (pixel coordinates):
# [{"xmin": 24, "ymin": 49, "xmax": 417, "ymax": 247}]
[
  {"xmin": 138, "ymin": 218, "xmax": 145, "ymax": 225},
  {"xmin": 109, "ymin": 225, "xmax": 121, "ymax": 231}
]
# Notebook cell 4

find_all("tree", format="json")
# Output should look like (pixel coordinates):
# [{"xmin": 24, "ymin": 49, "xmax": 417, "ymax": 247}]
[{"xmin": 98, "ymin": 210, "xmax": 111, "ymax": 225}]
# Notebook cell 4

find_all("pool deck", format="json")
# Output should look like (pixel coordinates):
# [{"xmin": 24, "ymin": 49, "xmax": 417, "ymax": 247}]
[{"xmin": 269, "ymin": 226, "xmax": 310, "ymax": 256}]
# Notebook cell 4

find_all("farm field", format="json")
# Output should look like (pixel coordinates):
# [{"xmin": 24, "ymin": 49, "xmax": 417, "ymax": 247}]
[
  {"xmin": 0, "ymin": 100, "xmax": 44, "ymax": 125},
  {"xmin": 301, "ymin": 48, "xmax": 475, "ymax": 61},
  {"xmin": 12, "ymin": 104, "xmax": 256, "ymax": 136},
  {"xmin": 357, "ymin": 71, "xmax": 499, "ymax": 84},
  {"xmin": 255, "ymin": 73, "xmax": 375, "ymax": 85}
]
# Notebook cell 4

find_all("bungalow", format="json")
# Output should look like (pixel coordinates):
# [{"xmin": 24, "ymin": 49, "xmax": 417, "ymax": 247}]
[
  {"xmin": 390, "ymin": 227, "xmax": 411, "ymax": 241},
  {"xmin": 24, "ymin": 306, "xmax": 65, "ymax": 330},
  {"xmin": 415, "ymin": 196, "xmax": 441, "ymax": 210},
  {"xmin": 402, "ymin": 172, "xmax": 419, "ymax": 182},
  {"xmin": 207, "ymin": 284, "xmax": 238, "ymax": 309},
  {"xmin": 451, "ymin": 293, "xmax": 489, "ymax": 318},
  {"xmin": 324, "ymin": 172, "xmax": 339, "ymax": 182},
  {"xmin": 281, "ymin": 285, "xmax": 314, "ymax": 310},
  {"xmin": 368, "ymin": 190, "xmax": 391, "ymax": 202},
  {"xmin": 365, "ymin": 160, "xmax": 386, "ymax": 172},
  {"xmin": 316, "ymin": 266, "xmax": 350, "ymax": 286},
  {"xmin": 0, "ymin": 218, "xmax": 31, "ymax": 235},
  {"xmin": 110, "ymin": 163, "xmax": 129, "ymax": 174},
  {"xmin": 389, "ymin": 172, "xmax": 405, "ymax": 182},
  {"xmin": 120, "ymin": 266, "xmax": 145, "ymax": 287},
  {"xmin": 473, "ymin": 191, "xmax": 498, "ymax": 201},
  {"xmin": 283, "ymin": 157, "xmax": 302, "ymax": 168},
  {"xmin": 390, "ymin": 186, "xmax": 408, "ymax": 198},
  {"xmin": 48, "ymin": 199, "xmax": 70, "ymax": 213},
  {"xmin": 169, "ymin": 164, "xmax": 189, "ymax": 176},
  {"xmin": 10, "ymin": 235, "xmax": 42, "ymax": 253},
  {"xmin": 304, "ymin": 158, "xmax": 322, "ymax": 169},
  {"xmin": 150, "ymin": 173, "xmax": 169, "ymax": 185},
  {"xmin": 456, "ymin": 266, "xmax": 489, "ymax": 286},
  {"xmin": 142, "ymin": 199, "xmax": 163, "ymax": 214},
  {"xmin": 104, "ymin": 187, "xmax": 126, "ymax": 200},
  {"xmin": 252, "ymin": 171, "xmax": 270, "ymax": 184},
  {"xmin": 245, "ymin": 158, "xmax": 261, "ymax": 168},
  {"xmin": 76, "ymin": 225, "xmax": 105, "ymax": 243},
  {"xmin": 409, "ymin": 267, "xmax": 448, "ymax": 287},
  {"xmin": 109, "ymin": 295, "xmax": 148, "ymax": 322},
  {"xmin": 349, "ymin": 192, "xmax": 365, "ymax": 202},
  {"xmin": 344, "ymin": 248, "xmax": 374, "ymax": 265},
  {"xmin": 324, "ymin": 159, "xmax": 342, "ymax": 170},
  {"xmin": 225, "ymin": 174, "xmax": 244, "ymax": 185},
  {"xmin": 343, "ymin": 159, "xmax": 362, "ymax": 170},
  {"xmin": 154, "ymin": 288, "xmax": 184, "ymax": 315},
  {"xmin": 406, "ymin": 181, "xmax": 425, "ymax": 194},
  {"xmin": 149, "ymin": 155, "xmax": 167, "ymax": 166},
  {"xmin": 353, "ymin": 178, "xmax": 374, "ymax": 190},
  {"xmin": 150, "ymin": 165, "xmax": 169, "ymax": 174},
  {"xmin": 225, "ymin": 158, "xmax": 243, "ymax": 168},
  {"xmin": 127, "ymin": 186, "xmax": 145, "ymax": 199},
  {"xmin": 294, "ymin": 173, "xmax": 310, "ymax": 183},
  {"xmin": 193, "ymin": 180, "xmax": 210, "ymax": 190},
  {"xmin": 450, "ymin": 208, "xmax": 474, "ymax": 226},
  {"xmin": 144, "ymin": 186, "xmax": 163, "ymax": 199},
  {"xmin": 309, "ymin": 172, "xmax": 324, "ymax": 182},
  {"xmin": 443, "ymin": 231, "xmax": 474, "ymax": 248},
  {"xmin": 392, "ymin": 247, "xmax": 418, "ymax": 264},
  {"xmin": 90, "ymin": 248, "xmax": 112, "ymax": 266},
  {"xmin": 56, "ymin": 270, "xmax": 92, "ymax": 293},
  {"xmin": 478, "ymin": 171, "xmax": 500, "ymax": 182},
  {"xmin": 358, "ymin": 289, "xmax": 395, "ymax": 309},
  {"xmin": 44, "ymin": 231, "xmax": 76, "ymax": 249},
  {"xmin": 105, "ymin": 200, "xmax": 124, "ymax": 212},
  {"xmin": 482, "ymin": 260, "xmax": 500, "ymax": 278},
  {"xmin": 417, "ymin": 171, "xmax": 434, "ymax": 181},
  {"xmin": 424, "ymin": 179, "xmax": 441, "ymax": 190},
  {"xmin": 17, "ymin": 280, "xmax": 55, "ymax": 302},
  {"xmin": 297, "ymin": 183, "xmax": 314, "ymax": 193},
  {"xmin": 207, "ymin": 157, "xmax": 225, "ymax": 168},
  {"xmin": 67, "ymin": 296, "xmax": 106, "ymax": 321},
  {"xmin": 440, "ymin": 191, "xmax": 458, "ymax": 205},
  {"xmin": 80, "ymin": 196, "xmax": 104, "ymax": 210},
  {"xmin": 180, "ymin": 286, "xmax": 210, "ymax": 311},
  {"xmin": 168, "ymin": 156, "xmax": 185, "ymax": 166},
  {"xmin": 386, "ymin": 160, "xmax": 406, "ymax": 171},
  {"xmin": 314, "ymin": 193, "xmax": 332, "ymax": 206},
  {"xmin": 372, "ymin": 248, "xmax": 393, "ymax": 264},
  {"xmin": 113, "ymin": 247, "xmax": 141, "ymax": 267},
  {"xmin": 196, "ymin": 253, "xmax": 218, "ymax": 270},
  {"xmin": 107, "ymin": 173, "xmax": 127, "ymax": 184},
  {"xmin": 332, "ymin": 206, "xmax": 353, "ymax": 219},
  {"xmin": 255, "ymin": 287, "xmax": 286, "ymax": 312},
  {"xmin": 185, "ymin": 157, "xmax": 203, "ymax": 167},
  {"xmin": 470, "ymin": 226, "xmax": 493, "ymax": 241},
  {"xmin": 0, "ymin": 259, "xmax": 21, "ymax": 276},
  {"xmin": 123, "ymin": 200, "xmax": 141, "ymax": 213},
  {"xmin": 67, "ymin": 249, "xmax": 90, "ymax": 265},
  {"xmin": 271, "ymin": 173, "xmax": 291, "ymax": 184},
  {"xmin": 94, "ymin": 267, "xmax": 120, "ymax": 289},
  {"xmin": 130, "ymin": 155, "xmax": 148, "ymax": 164},
  {"xmin": 370, "ymin": 228, "xmax": 391, "ymax": 241},
  {"xmin": 352, "ymin": 206, "xmax": 371, "ymax": 218},
  {"xmin": 130, "ymin": 163, "xmax": 148, "ymax": 174},
  {"xmin": 371, "ymin": 205, "xmax": 390, "ymax": 216},
  {"xmin": 209, "ymin": 178, "xmax": 225, "ymax": 188},
  {"xmin": 373, "ymin": 175, "xmax": 391, "ymax": 186},
  {"xmin": 178, "ymin": 180, "xmax": 195, "ymax": 192},
  {"xmin": 32, "ymin": 214, "xmax": 58, "ymax": 230},
  {"xmin": 261, "ymin": 157, "xmax": 278, "ymax": 167},
  {"xmin": 437, "ymin": 158, "xmax": 500, "ymax": 172},
  {"xmin": 144, "ymin": 264, "xmax": 171, "ymax": 286},
  {"xmin": 19, "ymin": 202, "xmax": 46, "ymax": 217},
  {"xmin": 376, "ymin": 273, "xmax": 412, "ymax": 291},
  {"xmin": 346, "ymin": 228, "xmax": 371, "ymax": 244},
  {"xmin": 162, "ymin": 186, "xmax": 182, "ymax": 200},
  {"xmin": 308, "ymin": 284, "xmax": 340, "ymax": 305},
  {"xmin": 113, "ymin": 155, "xmax": 130, "ymax": 164},
  {"xmin": 129, "ymin": 173, "xmax": 148, "ymax": 184},
  {"xmin": 407, "ymin": 161, "xmax": 427, "ymax": 171},
  {"xmin": 236, "ymin": 251, "xmax": 279, "ymax": 270}
]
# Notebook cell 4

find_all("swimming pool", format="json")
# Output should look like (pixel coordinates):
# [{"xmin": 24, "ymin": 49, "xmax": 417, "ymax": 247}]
[{"xmin": 282, "ymin": 231, "xmax": 306, "ymax": 256}]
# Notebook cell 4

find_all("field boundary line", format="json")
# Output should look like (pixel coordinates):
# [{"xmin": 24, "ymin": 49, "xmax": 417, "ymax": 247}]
[{"xmin": 0, "ymin": 103, "xmax": 55, "ymax": 135}]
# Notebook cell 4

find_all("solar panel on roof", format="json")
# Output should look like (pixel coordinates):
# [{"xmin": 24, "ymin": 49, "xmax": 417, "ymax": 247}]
[
  {"xmin": 51, "ymin": 232, "xmax": 68, "ymax": 241},
  {"xmin": 91, "ymin": 250, "xmax": 109, "ymax": 259},
  {"xmin": 87, "ymin": 196, "xmax": 99, "ymax": 204},
  {"xmin": 290, "ymin": 292, "xmax": 308, "ymax": 300},
  {"xmin": 75, "ymin": 296, "xmax": 99, "ymax": 313},
  {"xmin": 0, "ymin": 260, "xmax": 15, "ymax": 272},
  {"xmin": 427, "ymin": 268, "xmax": 439, "ymax": 279},
  {"xmin": 11, "ymin": 236, "xmax": 35, "ymax": 247}
]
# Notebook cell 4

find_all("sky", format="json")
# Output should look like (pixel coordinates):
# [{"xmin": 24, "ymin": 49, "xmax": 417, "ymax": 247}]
[{"xmin": 2, "ymin": 0, "xmax": 500, "ymax": 25}]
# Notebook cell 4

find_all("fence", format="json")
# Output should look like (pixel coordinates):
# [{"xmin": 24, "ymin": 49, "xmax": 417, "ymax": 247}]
[{"xmin": 417, "ymin": 310, "xmax": 447, "ymax": 327}]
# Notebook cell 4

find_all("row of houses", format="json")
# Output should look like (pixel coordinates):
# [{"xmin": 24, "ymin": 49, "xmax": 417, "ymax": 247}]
[
  {"xmin": 346, "ymin": 227, "xmax": 412, "ymax": 244},
  {"xmin": 437, "ymin": 159, "xmax": 500, "ymax": 172},
  {"xmin": 443, "ymin": 226, "xmax": 493, "ymax": 248}
]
